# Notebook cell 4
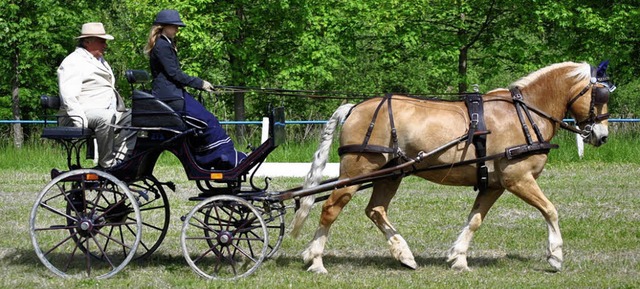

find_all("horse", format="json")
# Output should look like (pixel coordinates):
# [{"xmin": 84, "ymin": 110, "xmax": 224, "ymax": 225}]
[{"xmin": 290, "ymin": 61, "xmax": 615, "ymax": 273}]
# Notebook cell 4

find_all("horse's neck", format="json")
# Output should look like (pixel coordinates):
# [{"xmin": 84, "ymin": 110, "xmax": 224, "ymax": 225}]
[{"xmin": 521, "ymin": 80, "xmax": 575, "ymax": 121}]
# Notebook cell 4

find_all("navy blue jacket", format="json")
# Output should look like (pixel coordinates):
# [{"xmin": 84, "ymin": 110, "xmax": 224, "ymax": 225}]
[{"xmin": 150, "ymin": 35, "xmax": 203, "ymax": 111}]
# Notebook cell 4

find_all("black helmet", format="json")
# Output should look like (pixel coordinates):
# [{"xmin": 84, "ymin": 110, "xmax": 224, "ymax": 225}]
[{"xmin": 153, "ymin": 9, "xmax": 186, "ymax": 27}]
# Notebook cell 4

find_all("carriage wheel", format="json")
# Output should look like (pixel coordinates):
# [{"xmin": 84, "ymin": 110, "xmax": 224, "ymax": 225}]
[
  {"xmin": 127, "ymin": 176, "xmax": 170, "ymax": 259},
  {"xmin": 29, "ymin": 169, "xmax": 141, "ymax": 279},
  {"xmin": 251, "ymin": 200, "xmax": 286, "ymax": 259},
  {"xmin": 181, "ymin": 195, "xmax": 268, "ymax": 280}
]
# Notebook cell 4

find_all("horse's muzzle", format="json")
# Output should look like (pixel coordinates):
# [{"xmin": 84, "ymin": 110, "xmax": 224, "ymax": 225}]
[{"xmin": 585, "ymin": 124, "xmax": 609, "ymax": 147}]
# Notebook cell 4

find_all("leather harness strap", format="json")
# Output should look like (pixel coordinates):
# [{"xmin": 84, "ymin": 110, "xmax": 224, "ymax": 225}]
[
  {"xmin": 464, "ymin": 93, "xmax": 489, "ymax": 191},
  {"xmin": 338, "ymin": 94, "xmax": 400, "ymax": 156}
]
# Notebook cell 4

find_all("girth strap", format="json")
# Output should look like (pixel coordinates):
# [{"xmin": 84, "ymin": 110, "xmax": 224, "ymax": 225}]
[{"xmin": 464, "ymin": 93, "xmax": 489, "ymax": 192}]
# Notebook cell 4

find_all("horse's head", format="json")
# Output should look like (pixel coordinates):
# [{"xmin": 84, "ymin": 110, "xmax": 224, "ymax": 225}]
[{"xmin": 566, "ymin": 61, "xmax": 615, "ymax": 147}]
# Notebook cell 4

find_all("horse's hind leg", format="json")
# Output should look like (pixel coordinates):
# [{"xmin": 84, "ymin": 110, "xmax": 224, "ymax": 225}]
[
  {"xmin": 448, "ymin": 188, "xmax": 504, "ymax": 271},
  {"xmin": 505, "ymin": 177, "xmax": 563, "ymax": 271},
  {"xmin": 365, "ymin": 177, "xmax": 417, "ymax": 269},
  {"xmin": 303, "ymin": 184, "xmax": 360, "ymax": 273}
]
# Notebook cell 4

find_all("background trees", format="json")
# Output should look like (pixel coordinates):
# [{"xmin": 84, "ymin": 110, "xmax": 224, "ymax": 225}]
[{"xmin": 2, "ymin": 0, "xmax": 638, "ymax": 146}]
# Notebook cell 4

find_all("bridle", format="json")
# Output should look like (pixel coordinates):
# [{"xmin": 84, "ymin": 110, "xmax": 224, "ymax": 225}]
[
  {"xmin": 507, "ymin": 65, "xmax": 615, "ymax": 139},
  {"xmin": 565, "ymin": 67, "xmax": 616, "ymax": 137}
]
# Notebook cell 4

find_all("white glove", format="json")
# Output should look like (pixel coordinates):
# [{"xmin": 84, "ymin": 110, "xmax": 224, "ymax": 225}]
[{"xmin": 202, "ymin": 80, "xmax": 214, "ymax": 92}]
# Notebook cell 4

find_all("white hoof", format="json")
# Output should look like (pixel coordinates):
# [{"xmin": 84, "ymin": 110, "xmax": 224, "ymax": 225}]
[
  {"xmin": 547, "ymin": 255, "xmax": 562, "ymax": 272},
  {"xmin": 400, "ymin": 258, "xmax": 417, "ymax": 270},
  {"xmin": 447, "ymin": 251, "xmax": 470, "ymax": 271},
  {"xmin": 450, "ymin": 259, "xmax": 470, "ymax": 271},
  {"xmin": 307, "ymin": 264, "xmax": 328, "ymax": 274}
]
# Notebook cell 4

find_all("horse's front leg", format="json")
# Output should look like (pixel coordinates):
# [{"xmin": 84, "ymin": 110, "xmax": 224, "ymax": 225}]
[
  {"xmin": 302, "ymin": 185, "xmax": 360, "ymax": 273},
  {"xmin": 448, "ymin": 188, "xmax": 504, "ymax": 271},
  {"xmin": 505, "ymin": 177, "xmax": 563, "ymax": 271}
]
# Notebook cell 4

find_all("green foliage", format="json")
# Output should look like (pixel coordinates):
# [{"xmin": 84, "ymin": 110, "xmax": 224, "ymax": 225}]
[{"xmin": 2, "ymin": 0, "xmax": 640, "ymax": 143}]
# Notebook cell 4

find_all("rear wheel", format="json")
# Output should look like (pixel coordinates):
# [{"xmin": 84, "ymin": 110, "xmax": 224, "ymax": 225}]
[
  {"xmin": 30, "ymin": 169, "xmax": 141, "ymax": 279},
  {"xmin": 127, "ymin": 176, "xmax": 170, "ymax": 259},
  {"xmin": 251, "ymin": 200, "xmax": 286, "ymax": 258},
  {"xmin": 181, "ymin": 195, "xmax": 268, "ymax": 280}
]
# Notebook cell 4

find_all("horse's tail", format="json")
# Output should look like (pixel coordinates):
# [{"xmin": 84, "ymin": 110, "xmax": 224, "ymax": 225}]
[{"xmin": 290, "ymin": 103, "xmax": 355, "ymax": 238}]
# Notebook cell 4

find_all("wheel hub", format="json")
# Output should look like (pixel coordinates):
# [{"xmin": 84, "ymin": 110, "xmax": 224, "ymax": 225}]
[
  {"xmin": 217, "ymin": 231, "xmax": 233, "ymax": 245},
  {"xmin": 76, "ymin": 216, "xmax": 99, "ymax": 237}
]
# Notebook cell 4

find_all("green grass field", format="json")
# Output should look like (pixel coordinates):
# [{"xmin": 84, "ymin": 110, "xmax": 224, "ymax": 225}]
[{"xmin": 0, "ymin": 125, "xmax": 638, "ymax": 288}]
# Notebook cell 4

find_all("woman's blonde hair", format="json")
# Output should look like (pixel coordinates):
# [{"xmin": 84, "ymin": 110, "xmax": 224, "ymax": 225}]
[{"xmin": 143, "ymin": 25, "xmax": 164, "ymax": 56}]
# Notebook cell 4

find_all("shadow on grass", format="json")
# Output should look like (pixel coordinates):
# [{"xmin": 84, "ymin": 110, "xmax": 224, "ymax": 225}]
[
  {"xmin": 8, "ymin": 248, "xmax": 538, "ymax": 275},
  {"xmin": 272, "ymin": 252, "xmax": 535, "ymax": 271}
]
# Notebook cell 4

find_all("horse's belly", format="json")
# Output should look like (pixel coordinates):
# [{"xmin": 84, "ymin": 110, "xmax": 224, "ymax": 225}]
[{"xmin": 413, "ymin": 165, "xmax": 479, "ymax": 186}]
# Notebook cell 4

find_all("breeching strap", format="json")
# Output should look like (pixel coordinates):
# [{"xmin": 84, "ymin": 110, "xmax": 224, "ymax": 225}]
[{"xmin": 338, "ymin": 94, "xmax": 401, "ymax": 156}]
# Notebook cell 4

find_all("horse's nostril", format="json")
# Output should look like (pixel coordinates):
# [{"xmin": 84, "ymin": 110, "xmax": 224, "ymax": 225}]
[{"xmin": 601, "ymin": 136, "xmax": 608, "ymax": 144}]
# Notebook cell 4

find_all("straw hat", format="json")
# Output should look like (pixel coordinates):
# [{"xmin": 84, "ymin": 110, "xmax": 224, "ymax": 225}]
[{"xmin": 76, "ymin": 22, "xmax": 114, "ymax": 40}]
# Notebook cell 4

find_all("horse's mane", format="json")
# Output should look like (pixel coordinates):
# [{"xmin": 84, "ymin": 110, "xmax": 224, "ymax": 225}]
[{"xmin": 509, "ymin": 62, "xmax": 591, "ymax": 89}]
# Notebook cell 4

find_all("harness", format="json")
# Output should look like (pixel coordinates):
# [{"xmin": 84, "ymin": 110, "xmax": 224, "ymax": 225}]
[
  {"xmin": 337, "ymin": 94, "xmax": 403, "ymax": 157},
  {"xmin": 335, "ymin": 66, "xmax": 612, "ymax": 192}
]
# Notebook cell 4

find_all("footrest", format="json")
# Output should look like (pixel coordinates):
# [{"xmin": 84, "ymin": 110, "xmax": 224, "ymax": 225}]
[{"xmin": 41, "ymin": 127, "xmax": 93, "ymax": 140}]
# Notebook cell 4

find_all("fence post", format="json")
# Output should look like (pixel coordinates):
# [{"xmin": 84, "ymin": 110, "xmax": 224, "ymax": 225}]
[{"xmin": 261, "ymin": 117, "xmax": 269, "ymax": 144}]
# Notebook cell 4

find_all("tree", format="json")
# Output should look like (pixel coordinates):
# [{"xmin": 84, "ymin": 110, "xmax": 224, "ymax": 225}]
[{"xmin": 0, "ymin": 0, "xmax": 93, "ymax": 148}]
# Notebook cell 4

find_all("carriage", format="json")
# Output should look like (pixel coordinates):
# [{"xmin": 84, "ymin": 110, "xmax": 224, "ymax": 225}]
[{"xmin": 30, "ymin": 61, "xmax": 614, "ymax": 280}]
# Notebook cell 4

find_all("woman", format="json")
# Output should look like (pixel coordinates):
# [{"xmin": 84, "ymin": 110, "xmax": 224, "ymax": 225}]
[{"xmin": 144, "ymin": 9, "xmax": 246, "ymax": 170}]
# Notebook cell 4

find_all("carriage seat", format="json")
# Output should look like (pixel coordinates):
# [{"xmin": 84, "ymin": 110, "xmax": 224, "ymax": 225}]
[
  {"xmin": 40, "ymin": 95, "xmax": 93, "ymax": 140},
  {"xmin": 131, "ymin": 90, "xmax": 188, "ymax": 130},
  {"xmin": 124, "ymin": 69, "xmax": 187, "ymax": 130}
]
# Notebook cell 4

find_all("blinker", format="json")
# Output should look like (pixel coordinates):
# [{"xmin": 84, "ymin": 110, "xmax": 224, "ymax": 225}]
[{"xmin": 593, "ymin": 86, "xmax": 610, "ymax": 105}]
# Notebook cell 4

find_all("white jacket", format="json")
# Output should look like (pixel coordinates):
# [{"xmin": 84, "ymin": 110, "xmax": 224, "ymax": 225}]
[{"xmin": 57, "ymin": 47, "xmax": 125, "ymax": 127}]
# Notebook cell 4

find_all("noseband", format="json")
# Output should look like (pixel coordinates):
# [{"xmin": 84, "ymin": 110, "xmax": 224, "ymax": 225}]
[{"xmin": 565, "ymin": 68, "xmax": 615, "ymax": 136}]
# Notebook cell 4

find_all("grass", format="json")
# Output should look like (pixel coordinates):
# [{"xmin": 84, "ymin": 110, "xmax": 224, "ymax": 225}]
[
  {"xmin": 0, "ymin": 127, "xmax": 638, "ymax": 288},
  {"xmin": 1, "ymin": 161, "xmax": 639, "ymax": 287}
]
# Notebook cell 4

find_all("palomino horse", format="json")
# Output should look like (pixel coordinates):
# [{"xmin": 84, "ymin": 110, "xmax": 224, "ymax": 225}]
[{"xmin": 290, "ymin": 61, "xmax": 614, "ymax": 273}]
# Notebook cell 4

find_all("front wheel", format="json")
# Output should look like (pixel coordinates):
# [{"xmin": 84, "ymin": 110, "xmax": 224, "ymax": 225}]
[
  {"xmin": 29, "ymin": 169, "xmax": 142, "ymax": 279},
  {"xmin": 181, "ymin": 195, "xmax": 268, "ymax": 280}
]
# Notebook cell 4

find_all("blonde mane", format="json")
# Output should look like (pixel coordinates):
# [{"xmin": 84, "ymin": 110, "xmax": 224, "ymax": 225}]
[{"xmin": 509, "ymin": 62, "xmax": 591, "ymax": 89}]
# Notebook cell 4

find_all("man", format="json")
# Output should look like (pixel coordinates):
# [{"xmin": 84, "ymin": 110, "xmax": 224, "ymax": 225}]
[{"xmin": 57, "ymin": 22, "xmax": 131, "ymax": 168}]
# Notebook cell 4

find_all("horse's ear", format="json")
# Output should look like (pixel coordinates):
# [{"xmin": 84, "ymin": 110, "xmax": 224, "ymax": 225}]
[{"xmin": 597, "ymin": 60, "xmax": 609, "ymax": 77}]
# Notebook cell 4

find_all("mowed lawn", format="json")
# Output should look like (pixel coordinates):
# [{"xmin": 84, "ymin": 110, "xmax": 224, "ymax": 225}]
[{"xmin": 0, "ymin": 162, "xmax": 638, "ymax": 288}]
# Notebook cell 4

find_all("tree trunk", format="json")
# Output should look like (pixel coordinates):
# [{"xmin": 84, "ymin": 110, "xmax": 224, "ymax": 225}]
[
  {"xmin": 233, "ymin": 90, "xmax": 246, "ymax": 142},
  {"xmin": 12, "ymin": 48, "xmax": 24, "ymax": 149},
  {"xmin": 458, "ymin": 44, "xmax": 468, "ymax": 93},
  {"xmin": 231, "ymin": 5, "xmax": 247, "ymax": 142}
]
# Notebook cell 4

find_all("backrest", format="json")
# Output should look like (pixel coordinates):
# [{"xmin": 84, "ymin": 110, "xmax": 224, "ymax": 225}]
[
  {"xmin": 126, "ymin": 69, "xmax": 151, "ymax": 84},
  {"xmin": 125, "ymin": 69, "xmax": 151, "ymax": 92},
  {"xmin": 131, "ymin": 90, "xmax": 187, "ymax": 130},
  {"xmin": 41, "ymin": 95, "xmax": 61, "ymax": 110}
]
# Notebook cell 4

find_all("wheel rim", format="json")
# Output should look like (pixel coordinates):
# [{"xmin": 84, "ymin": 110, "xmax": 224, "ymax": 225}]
[
  {"xmin": 181, "ymin": 195, "xmax": 268, "ymax": 280},
  {"xmin": 127, "ymin": 176, "xmax": 170, "ymax": 259},
  {"xmin": 30, "ymin": 169, "xmax": 141, "ymax": 279},
  {"xmin": 251, "ymin": 200, "xmax": 286, "ymax": 258}
]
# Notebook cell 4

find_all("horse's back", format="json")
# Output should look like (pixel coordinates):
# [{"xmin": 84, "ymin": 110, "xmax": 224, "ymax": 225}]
[{"xmin": 341, "ymin": 95, "xmax": 469, "ymax": 148}]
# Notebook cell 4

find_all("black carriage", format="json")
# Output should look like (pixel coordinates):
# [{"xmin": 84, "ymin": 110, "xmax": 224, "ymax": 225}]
[{"xmin": 30, "ymin": 70, "xmax": 288, "ymax": 280}]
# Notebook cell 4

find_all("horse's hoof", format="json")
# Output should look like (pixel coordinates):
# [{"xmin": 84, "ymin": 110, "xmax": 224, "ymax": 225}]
[
  {"xmin": 547, "ymin": 256, "xmax": 562, "ymax": 272},
  {"xmin": 307, "ymin": 264, "xmax": 328, "ymax": 274},
  {"xmin": 400, "ymin": 260, "xmax": 417, "ymax": 270},
  {"xmin": 450, "ymin": 259, "xmax": 470, "ymax": 271}
]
